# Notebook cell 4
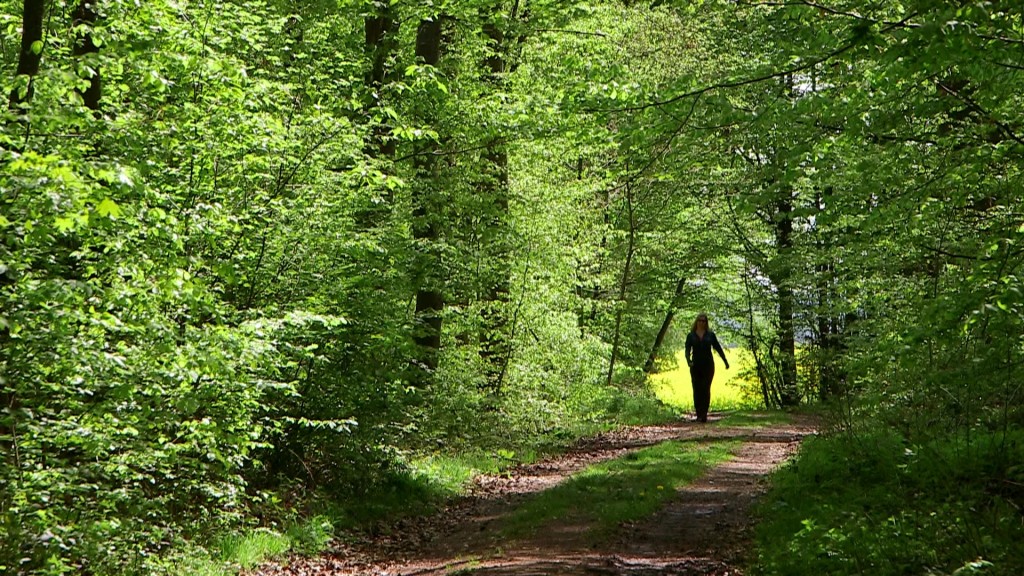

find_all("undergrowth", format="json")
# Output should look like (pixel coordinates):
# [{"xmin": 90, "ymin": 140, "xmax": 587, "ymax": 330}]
[
  {"xmin": 754, "ymin": 427, "xmax": 1024, "ymax": 576},
  {"xmin": 160, "ymin": 382, "xmax": 683, "ymax": 574}
]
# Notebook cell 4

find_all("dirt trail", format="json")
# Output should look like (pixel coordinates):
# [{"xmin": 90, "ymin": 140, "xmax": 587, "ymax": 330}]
[{"xmin": 251, "ymin": 413, "xmax": 817, "ymax": 576}]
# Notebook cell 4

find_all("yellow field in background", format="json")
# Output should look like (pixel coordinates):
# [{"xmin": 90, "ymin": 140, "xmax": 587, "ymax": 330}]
[{"xmin": 649, "ymin": 347, "xmax": 759, "ymax": 411}]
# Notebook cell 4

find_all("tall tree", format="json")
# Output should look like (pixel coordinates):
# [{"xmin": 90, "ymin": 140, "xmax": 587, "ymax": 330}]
[
  {"xmin": 410, "ymin": 15, "xmax": 445, "ymax": 373},
  {"xmin": 364, "ymin": 0, "xmax": 399, "ymax": 158},
  {"xmin": 72, "ymin": 0, "xmax": 101, "ymax": 112},
  {"xmin": 605, "ymin": 176, "xmax": 637, "ymax": 387},
  {"xmin": 8, "ymin": 0, "xmax": 45, "ymax": 112},
  {"xmin": 477, "ymin": 3, "xmax": 517, "ymax": 390},
  {"xmin": 770, "ymin": 186, "xmax": 799, "ymax": 406},
  {"xmin": 2, "ymin": 0, "xmax": 46, "ymax": 461}
]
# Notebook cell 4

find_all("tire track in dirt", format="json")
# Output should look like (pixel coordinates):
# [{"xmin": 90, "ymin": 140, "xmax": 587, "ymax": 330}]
[{"xmin": 250, "ymin": 412, "xmax": 817, "ymax": 576}]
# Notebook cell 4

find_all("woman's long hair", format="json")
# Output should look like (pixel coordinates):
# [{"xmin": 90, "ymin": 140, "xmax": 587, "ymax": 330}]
[{"xmin": 691, "ymin": 313, "xmax": 709, "ymax": 333}]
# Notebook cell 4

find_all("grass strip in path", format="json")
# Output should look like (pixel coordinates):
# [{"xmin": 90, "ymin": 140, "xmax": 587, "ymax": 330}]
[{"xmin": 502, "ymin": 439, "xmax": 740, "ymax": 543}]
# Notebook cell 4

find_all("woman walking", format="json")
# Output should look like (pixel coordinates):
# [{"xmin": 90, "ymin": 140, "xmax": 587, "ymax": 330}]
[{"xmin": 685, "ymin": 313, "xmax": 729, "ymax": 422}]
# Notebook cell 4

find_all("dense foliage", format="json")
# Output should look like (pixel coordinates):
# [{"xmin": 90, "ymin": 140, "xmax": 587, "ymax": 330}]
[{"xmin": 1, "ymin": 0, "xmax": 1021, "ymax": 574}]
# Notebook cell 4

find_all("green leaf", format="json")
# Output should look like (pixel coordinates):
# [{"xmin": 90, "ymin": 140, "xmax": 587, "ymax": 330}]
[
  {"xmin": 30, "ymin": 40, "xmax": 43, "ymax": 55},
  {"xmin": 96, "ymin": 198, "xmax": 123, "ymax": 219},
  {"xmin": 54, "ymin": 216, "xmax": 76, "ymax": 232}
]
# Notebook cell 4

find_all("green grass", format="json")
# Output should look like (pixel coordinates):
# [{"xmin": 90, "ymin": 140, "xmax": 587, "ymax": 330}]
[
  {"xmin": 651, "ymin": 347, "xmax": 760, "ymax": 412},
  {"xmin": 217, "ymin": 529, "xmax": 292, "ymax": 569},
  {"xmin": 713, "ymin": 411, "xmax": 793, "ymax": 428},
  {"xmin": 407, "ymin": 452, "xmax": 507, "ymax": 494},
  {"xmin": 153, "ymin": 515, "xmax": 335, "ymax": 576},
  {"xmin": 502, "ymin": 439, "xmax": 739, "ymax": 542}
]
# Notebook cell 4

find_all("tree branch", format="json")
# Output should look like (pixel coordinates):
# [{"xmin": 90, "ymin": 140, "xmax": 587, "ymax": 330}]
[
  {"xmin": 935, "ymin": 80, "xmax": 1024, "ymax": 148},
  {"xmin": 986, "ymin": 59, "xmax": 1024, "ymax": 71},
  {"xmin": 742, "ymin": 0, "xmax": 886, "ymax": 23},
  {"xmin": 394, "ymin": 137, "xmax": 509, "ymax": 163},
  {"xmin": 587, "ymin": 31, "xmax": 865, "ymax": 113},
  {"xmin": 531, "ymin": 28, "xmax": 608, "ymax": 38},
  {"xmin": 743, "ymin": 1, "xmax": 1024, "ymax": 45}
]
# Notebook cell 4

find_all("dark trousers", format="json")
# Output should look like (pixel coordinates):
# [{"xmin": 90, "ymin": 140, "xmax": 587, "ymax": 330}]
[{"xmin": 690, "ymin": 364, "xmax": 715, "ymax": 421}]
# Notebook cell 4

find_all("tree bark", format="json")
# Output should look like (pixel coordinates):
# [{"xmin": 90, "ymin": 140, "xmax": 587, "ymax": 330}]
[
  {"xmin": 364, "ymin": 3, "xmax": 399, "ymax": 158},
  {"xmin": 644, "ymin": 276, "xmax": 686, "ymax": 373},
  {"xmin": 411, "ymin": 17, "xmax": 444, "ymax": 373},
  {"xmin": 72, "ymin": 0, "xmax": 101, "ymax": 113},
  {"xmin": 582, "ymin": 185, "xmax": 611, "ymax": 333},
  {"xmin": 774, "ymin": 192, "xmax": 800, "ymax": 406},
  {"xmin": 478, "ymin": 8, "xmax": 513, "ymax": 391},
  {"xmin": 8, "ymin": 0, "xmax": 45, "ymax": 111},
  {"xmin": 606, "ymin": 183, "xmax": 636, "ymax": 387},
  {"xmin": 814, "ymin": 188, "xmax": 843, "ymax": 400},
  {"xmin": 356, "ymin": 4, "xmax": 400, "ymax": 231},
  {"xmin": 2, "ymin": 0, "xmax": 46, "ymax": 472}
]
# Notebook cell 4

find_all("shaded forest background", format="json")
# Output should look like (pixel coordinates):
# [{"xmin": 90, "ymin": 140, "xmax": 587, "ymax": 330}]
[{"xmin": 1, "ymin": 0, "xmax": 1022, "ymax": 574}]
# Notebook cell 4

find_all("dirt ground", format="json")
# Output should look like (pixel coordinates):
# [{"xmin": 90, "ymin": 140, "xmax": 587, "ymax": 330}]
[{"xmin": 249, "ymin": 412, "xmax": 818, "ymax": 576}]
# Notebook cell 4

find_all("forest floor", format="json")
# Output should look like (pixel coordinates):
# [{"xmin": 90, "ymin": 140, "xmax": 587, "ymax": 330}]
[{"xmin": 249, "ymin": 412, "xmax": 818, "ymax": 576}]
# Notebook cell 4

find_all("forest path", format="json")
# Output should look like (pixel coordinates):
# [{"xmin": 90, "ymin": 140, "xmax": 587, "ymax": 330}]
[{"xmin": 250, "ymin": 413, "xmax": 817, "ymax": 576}]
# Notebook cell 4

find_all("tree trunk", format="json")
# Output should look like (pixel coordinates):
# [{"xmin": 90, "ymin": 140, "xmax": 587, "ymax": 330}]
[
  {"xmin": 744, "ymin": 267, "xmax": 779, "ymax": 408},
  {"xmin": 364, "ymin": 4, "xmax": 398, "ymax": 158},
  {"xmin": 583, "ymin": 185, "xmax": 611, "ymax": 332},
  {"xmin": 814, "ymin": 187, "xmax": 846, "ymax": 401},
  {"xmin": 8, "ymin": 0, "xmax": 45, "ymax": 111},
  {"xmin": 411, "ymin": 17, "xmax": 444, "ymax": 374},
  {"xmin": 644, "ymin": 276, "xmax": 686, "ymax": 373},
  {"xmin": 775, "ymin": 192, "xmax": 799, "ymax": 406},
  {"xmin": 354, "ymin": 5, "xmax": 400, "ymax": 231},
  {"xmin": 72, "ymin": 0, "xmax": 101, "ymax": 113},
  {"xmin": 2, "ymin": 0, "xmax": 46, "ymax": 472},
  {"xmin": 478, "ymin": 9, "xmax": 512, "ymax": 391},
  {"xmin": 606, "ymin": 183, "xmax": 636, "ymax": 387}
]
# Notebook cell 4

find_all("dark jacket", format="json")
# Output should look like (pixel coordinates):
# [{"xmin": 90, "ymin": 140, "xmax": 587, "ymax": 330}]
[{"xmin": 685, "ymin": 330, "xmax": 727, "ymax": 369}]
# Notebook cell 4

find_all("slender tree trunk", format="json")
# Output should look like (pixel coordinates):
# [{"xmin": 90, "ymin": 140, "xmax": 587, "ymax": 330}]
[
  {"xmin": 774, "ymin": 192, "xmax": 799, "ymax": 406},
  {"xmin": 573, "ymin": 157, "xmax": 590, "ymax": 329},
  {"xmin": 72, "ymin": 0, "xmax": 101, "ymax": 113},
  {"xmin": 606, "ymin": 183, "xmax": 636, "ymax": 387},
  {"xmin": 8, "ymin": 0, "xmax": 45, "ymax": 111},
  {"xmin": 2, "ymin": 0, "xmax": 46, "ymax": 473},
  {"xmin": 478, "ymin": 8, "xmax": 513, "ymax": 391},
  {"xmin": 814, "ymin": 187, "xmax": 845, "ymax": 400},
  {"xmin": 770, "ymin": 77, "xmax": 801, "ymax": 407},
  {"xmin": 584, "ymin": 186, "xmax": 611, "ymax": 332},
  {"xmin": 478, "ymin": 137, "xmax": 511, "ymax": 387},
  {"xmin": 743, "ymin": 266, "xmax": 779, "ymax": 408},
  {"xmin": 411, "ymin": 17, "xmax": 444, "ymax": 373},
  {"xmin": 644, "ymin": 276, "xmax": 686, "ymax": 373},
  {"xmin": 364, "ymin": 3, "xmax": 398, "ymax": 158},
  {"xmin": 354, "ymin": 4, "xmax": 400, "ymax": 231}
]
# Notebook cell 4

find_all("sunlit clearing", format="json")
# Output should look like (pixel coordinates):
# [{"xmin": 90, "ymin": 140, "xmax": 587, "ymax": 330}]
[{"xmin": 649, "ymin": 347, "xmax": 761, "ymax": 411}]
